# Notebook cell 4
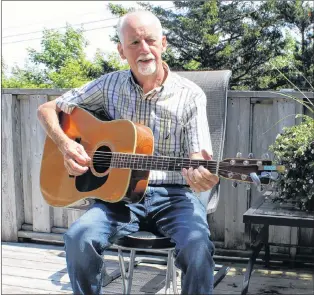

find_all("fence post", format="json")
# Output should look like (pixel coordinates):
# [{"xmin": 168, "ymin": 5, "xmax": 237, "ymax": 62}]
[
  {"xmin": 1, "ymin": 94, "xmax": 24, "ymax": 241},
  {"xmin": 29, "ymin": 95, "xmax": 53, "ymax": 232}
]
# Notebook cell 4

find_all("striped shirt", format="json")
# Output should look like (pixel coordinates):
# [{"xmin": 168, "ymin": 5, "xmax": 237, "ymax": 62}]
[{"xmin": 56, "ymin": 64, "xmax": 212, "ymax": 185}]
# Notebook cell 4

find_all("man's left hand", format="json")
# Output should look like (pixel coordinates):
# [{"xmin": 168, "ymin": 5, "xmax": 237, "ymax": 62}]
[{"xmin": 182, "ymin": 149, "xmax": 219, "ymax": 193}]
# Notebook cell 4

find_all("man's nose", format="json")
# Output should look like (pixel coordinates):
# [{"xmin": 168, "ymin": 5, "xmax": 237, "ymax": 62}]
[{"xmin": 139, "ymin": 40, "xmax": 150, "ymax": 53}]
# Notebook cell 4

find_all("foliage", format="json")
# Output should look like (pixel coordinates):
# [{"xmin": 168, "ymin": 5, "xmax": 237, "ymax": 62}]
[
  {"xmin": 273, "ymin": 0, "xmax": 314, "ymax": 90},
  {"xmin": 28, "ymin": 25, "xmax": 88, "ymax": 72},
  {"xmin": 2, "ymin": 26, "xmax": 128, "ymax": 89},
  {"xmin": 3, "ymin": 0, "xmax": 313, "ymax": 90},
  {"xmin": 2, "ymin": 61, "xmax": 49, "ymax": 88},
  {"xmin": 269, "ymin": 115, "xmax": 314, "ymax": 211},
  {"xmin": 108, "ymin": 0, "xmax": 314, "ymax": 90}
]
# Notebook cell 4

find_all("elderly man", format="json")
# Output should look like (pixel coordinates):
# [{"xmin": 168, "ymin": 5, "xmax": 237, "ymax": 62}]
[{"xmin": 37, "ymin": 10, "xmax": 219, "ymax": 295}]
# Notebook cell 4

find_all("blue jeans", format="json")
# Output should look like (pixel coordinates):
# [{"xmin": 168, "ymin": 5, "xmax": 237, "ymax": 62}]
[{"xmin": 64, "ymin": 185, "xmax": 215, "ymax": 294}]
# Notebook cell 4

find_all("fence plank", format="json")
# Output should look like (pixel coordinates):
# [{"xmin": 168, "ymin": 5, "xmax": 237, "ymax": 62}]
[
  {"xmin": 53, "ymin": 208, "xmax": 68, "ymax": 228},
  {"xmin": 67, "ymin": 209, "xmax": 86, "ymax": 228},
  {"xmin": 1, "ymin": 94, "xmax": 24, "ymax": 241},
  {"xmin": 29, "ymin": 95, "xmax": 53, "ymax": 232},
  {"xmin": 223, "ymin": 97, "xmax": 251, "ymax": 249},
  {"xmin": 20, "ymin": 98, "xmax": 33, "ymax": 224}
]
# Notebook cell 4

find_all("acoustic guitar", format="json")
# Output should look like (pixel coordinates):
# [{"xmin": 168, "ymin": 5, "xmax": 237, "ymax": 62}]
[{"xmin": 40, "ymin": 107, "xmax": 285, "ymax": 208}]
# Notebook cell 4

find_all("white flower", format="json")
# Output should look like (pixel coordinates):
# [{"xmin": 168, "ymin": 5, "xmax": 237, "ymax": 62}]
[
  {"xmin": 291, "ymin": 163, "xmax": 296, "ymax": 168},
  {"xmin": 309, "ymin": 179, "xmax": 313, "ymax": 184}
]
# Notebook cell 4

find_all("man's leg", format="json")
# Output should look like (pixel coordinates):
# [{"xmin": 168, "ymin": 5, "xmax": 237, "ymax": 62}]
[
  {"xmin": 63, "ymin": 201, "xmax": 141, "ymax": 294},
  {"xmin": 148, "ymin": 186, "xmax": 215, "ymax": 295}
]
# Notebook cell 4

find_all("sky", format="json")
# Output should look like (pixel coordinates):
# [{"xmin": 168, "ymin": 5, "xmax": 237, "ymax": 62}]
[{"xmin": 2, "ymin": 1, "xmax": 173, "ymax": 72}]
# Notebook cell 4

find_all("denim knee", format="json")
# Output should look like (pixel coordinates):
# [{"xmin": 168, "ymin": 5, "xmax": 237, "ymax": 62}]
[
  {"xmin": 175, "ymin": 231, "xmax": 215, "ymax": 270},
  {"xmin": 64, "ymin": 219, "xmax": 107, "ymax": 258}
]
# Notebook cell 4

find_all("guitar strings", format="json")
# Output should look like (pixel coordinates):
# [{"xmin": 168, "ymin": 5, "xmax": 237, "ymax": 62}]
[
  {"xmin": 72, "ymin": 150, "xmax": 260, "ymax": 178},
  {"xmin": 84, "ymin": 151, "xmax": 220, "ymax": 166},
  {"xmin": 71, "ymin": 155, "xmax": 254, "ymax": 178},
  {"xmin": 89, "ymin": 157, "xmax": 257, "ymax": 169},
  {"xmin": 85, "ymin": 151, "xmax": 245, "ymax": 164},
  {"xmin": 90, "ymin": 158, "xmax": 232, "ymax": 168},
  {"xmin": 89, "ymin": 158, "xmax": 256, "ymax": 170},
  {"xmin": 82, "ymin": 163, "xmax": 249, "ymax": 179},
  {"xmin": 86, "ymin": 151, "xmax": 260, "ymax": 165}
]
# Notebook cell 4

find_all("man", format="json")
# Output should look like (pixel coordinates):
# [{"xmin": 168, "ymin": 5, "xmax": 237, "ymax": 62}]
[{"xmin": 37, "ymin": 10, "xmax": 219, "ymax": 295}]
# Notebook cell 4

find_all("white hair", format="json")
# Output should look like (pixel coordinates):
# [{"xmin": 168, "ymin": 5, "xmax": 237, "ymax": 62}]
[{"xmin": 117, "ymin": 10, "xmax": 163, "ymax": 44}]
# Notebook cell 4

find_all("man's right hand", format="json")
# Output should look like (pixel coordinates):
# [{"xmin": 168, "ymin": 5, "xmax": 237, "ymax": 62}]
[
  {"xmin": 60, "ymin": 139, "xmax": 91, "ymax": 176},
  {"xmin": 37, "ymin": 100, "xmax": 91, "ymax": 176}
]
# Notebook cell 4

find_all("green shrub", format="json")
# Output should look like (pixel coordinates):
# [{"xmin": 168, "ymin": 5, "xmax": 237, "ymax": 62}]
[{"xmin": 269, "ymin": 116, "xmax": 314, "ymax": 211}]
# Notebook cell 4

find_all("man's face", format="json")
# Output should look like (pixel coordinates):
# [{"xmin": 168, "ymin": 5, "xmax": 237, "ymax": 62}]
[{"xmin": 117, "ymin": 16, "xmax": 167, "ymax": 77}]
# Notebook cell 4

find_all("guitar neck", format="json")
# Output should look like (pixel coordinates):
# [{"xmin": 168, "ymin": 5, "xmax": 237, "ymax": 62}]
[{"xmin": 111, "ymin": 152, "xmax": 218, "ymax": 173}]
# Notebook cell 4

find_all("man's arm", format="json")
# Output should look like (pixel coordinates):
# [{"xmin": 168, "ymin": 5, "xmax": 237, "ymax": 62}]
[
  {"xmin": 181, "ymin": 90, "xmax": 219, "ymax": 192},
  {"xmin": 37, "ymin": 100, "xmax": 90, "ymax": 176}
]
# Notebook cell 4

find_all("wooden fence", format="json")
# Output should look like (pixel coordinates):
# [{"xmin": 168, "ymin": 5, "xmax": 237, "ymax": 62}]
[{"xmin": 2, "ymin": 88, "xmax": 314, "ymax": 258}]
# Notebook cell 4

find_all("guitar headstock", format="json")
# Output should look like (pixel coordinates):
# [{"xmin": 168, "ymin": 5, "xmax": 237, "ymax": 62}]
[{"xmin": 218, "ymin": 157, "xmax": 285, "ymax": 186}]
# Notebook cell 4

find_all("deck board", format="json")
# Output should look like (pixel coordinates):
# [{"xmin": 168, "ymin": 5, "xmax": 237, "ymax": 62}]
[{"xmin": 2, "ymin": 242, "xmax": 313, "ymax": 294}]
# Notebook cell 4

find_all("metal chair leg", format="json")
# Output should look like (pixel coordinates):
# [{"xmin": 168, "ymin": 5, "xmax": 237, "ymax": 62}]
[
  {"xmin": 118, "ymin": 248, "xmax": 127, "ymax": 293},
  {"xmin": 127, "ymin": 250, "xmax": 136, "ymax": 294},
  {"xmin": 117, "ymin": 248, "xmax": 136, "ymax": 294},
  {"xmin": 213, "ymin": 264, "xmax": 230, "ymax": 288},
  {"xmin": 164, "ymin": 250, "xmax": 173, "ymax": 294},
  {"xmin": 171, "ymin": 251, "xmax": 179, "ymax": 294}
]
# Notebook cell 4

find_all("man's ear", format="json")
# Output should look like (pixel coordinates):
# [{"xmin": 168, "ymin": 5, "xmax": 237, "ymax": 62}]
[
  {"xmin": 117, "ymin": 43, "xmax": 126, "ymax": 60},
  {"xmin": 162, "ymin": 36, "xmax": 167, "ymax": 52}
]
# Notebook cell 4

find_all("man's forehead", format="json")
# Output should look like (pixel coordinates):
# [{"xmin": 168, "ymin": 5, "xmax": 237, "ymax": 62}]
[
  {"xmin": 122, "ymin": 24, "xmax": 159, "ymax": 40},
  {"xmin": 125, "ymin": 30, "xmax": 158, "ymax": 40}
]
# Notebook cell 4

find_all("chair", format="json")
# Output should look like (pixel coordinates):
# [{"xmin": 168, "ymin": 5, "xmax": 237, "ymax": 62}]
[{"xmin": 111, "ymin": 70, "xmax": 232, "ymax": 294}]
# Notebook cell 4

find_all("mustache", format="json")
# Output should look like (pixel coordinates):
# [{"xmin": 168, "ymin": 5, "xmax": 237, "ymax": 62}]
[{"xmin": 136, "ymin": 55, "xmax": 155, "ymax": 62}]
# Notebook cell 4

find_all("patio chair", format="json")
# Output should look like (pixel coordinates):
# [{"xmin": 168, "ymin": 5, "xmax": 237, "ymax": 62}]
[{"xmin": 111, "ymin": 70, "xmax": 232, "ymax": 294}]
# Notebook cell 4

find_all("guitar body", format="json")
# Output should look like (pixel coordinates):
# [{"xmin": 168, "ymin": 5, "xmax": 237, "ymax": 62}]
[{"xmin": 40, "ymin": 107, "xmax": 153, "ymax": 207}]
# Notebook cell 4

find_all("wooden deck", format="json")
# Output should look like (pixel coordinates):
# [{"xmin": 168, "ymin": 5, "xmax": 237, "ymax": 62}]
[{"xmin": 2, "ymin": 242, "xmax": 313, "ymax": 294}]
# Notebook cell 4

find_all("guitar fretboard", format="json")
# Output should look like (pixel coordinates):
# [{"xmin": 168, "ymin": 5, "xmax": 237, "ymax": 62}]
[{"xmin": 110, "ymin": 153, "xmax": 218, "ymax": 172}]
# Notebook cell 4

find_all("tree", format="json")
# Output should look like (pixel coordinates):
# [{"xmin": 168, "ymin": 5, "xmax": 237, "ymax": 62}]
[
  {"xmin": 2, "ymin": 58, "xmax": 8, "ymax": 87},
  {"xmin": 2, "ymin": 25, "xmax": 129, "ymax": 88},
  {"xmin": 108, "ymin": 0, "xmax": 311, "ymax": 90},
  {"xmin": 272, "ymin": 0, "xmax": 314, "ymax": 90}
]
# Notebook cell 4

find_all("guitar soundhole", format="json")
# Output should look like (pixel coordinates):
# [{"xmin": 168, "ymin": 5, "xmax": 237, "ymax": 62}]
[{"xmin": 93, "ymin": 145, "xmax": 112, "ymax": 173}]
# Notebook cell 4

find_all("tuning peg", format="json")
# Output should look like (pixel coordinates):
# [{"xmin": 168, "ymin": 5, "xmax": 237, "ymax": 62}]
[
  {"xmin": 236, "ymin": 152, "xmax": 242, "ymax": 158},
  {"xmin": 250, "ymin": 172, "xmax": 261, "ymax": 186},
  {"xmin": 261, "ymin": 153, "xmax": 270, "ymax": 160},
  {"xmin": 248, "ymin": 153, "xmax": 254, "ymax": 159},
  {"xmin": 260, "ymin": 172, "xmax": 280, "ymax": 181},
  {"xmin": 232, "ymin": 181, "xmax": 238, "ymax": 188}
]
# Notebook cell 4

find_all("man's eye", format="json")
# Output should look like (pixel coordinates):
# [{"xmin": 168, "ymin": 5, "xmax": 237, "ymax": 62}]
[{"xmin": 132, "ymin": 41, "xmax": 139, "ymax": 45}]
